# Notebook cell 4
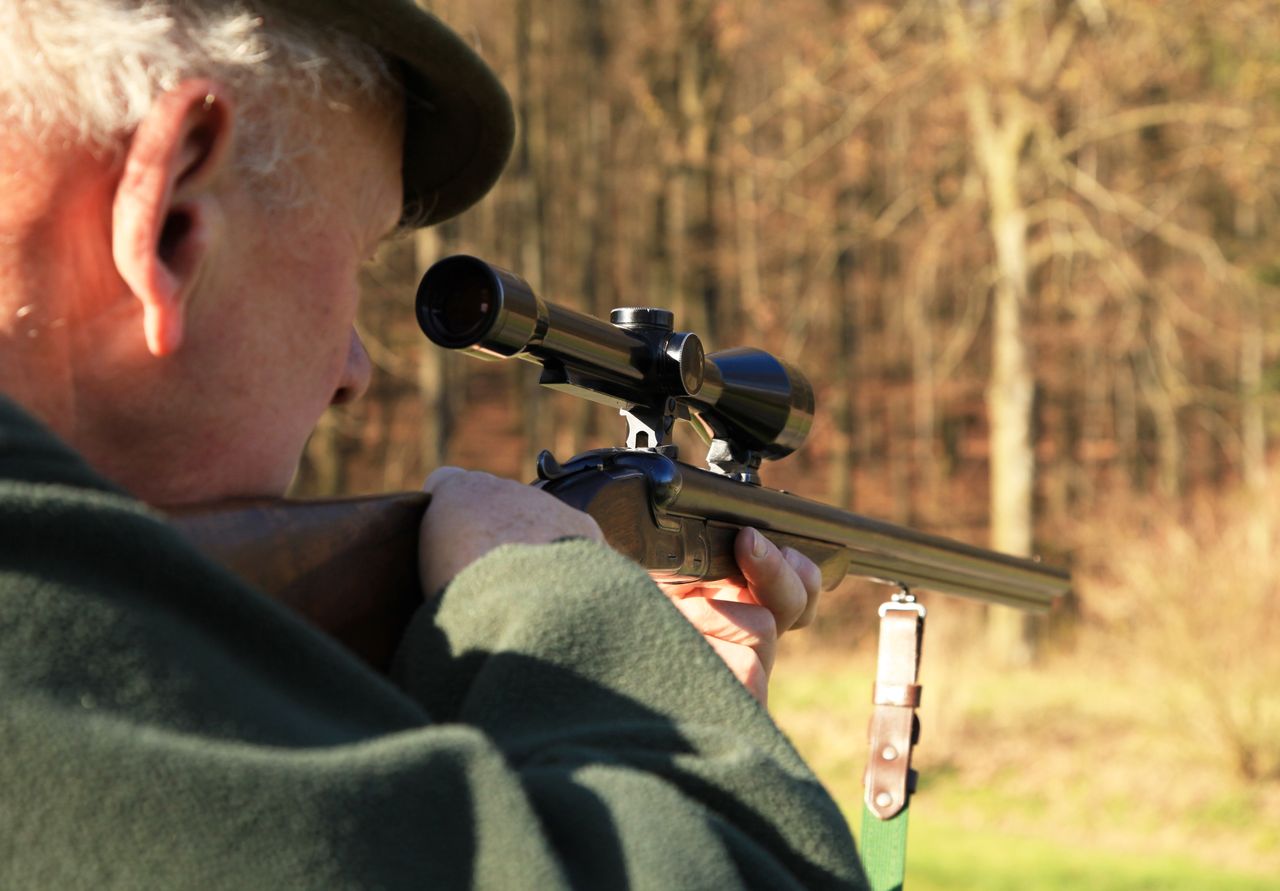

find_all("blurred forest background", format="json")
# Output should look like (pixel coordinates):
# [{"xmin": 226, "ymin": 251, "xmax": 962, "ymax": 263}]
[{"xmin": 296, "ymin": 0, "xmax": 1280, "ymax": 885}]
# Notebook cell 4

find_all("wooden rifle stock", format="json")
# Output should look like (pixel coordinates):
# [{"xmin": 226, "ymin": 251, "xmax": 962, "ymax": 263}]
[{"xmin": 169, "ymin": 493, "xmax": 429, "ymax": 673}]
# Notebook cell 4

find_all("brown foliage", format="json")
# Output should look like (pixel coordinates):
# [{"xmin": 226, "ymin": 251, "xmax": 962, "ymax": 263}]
[{"xmin": 298, "ymin": 0, "xmax": 1280, "ymax": 675}]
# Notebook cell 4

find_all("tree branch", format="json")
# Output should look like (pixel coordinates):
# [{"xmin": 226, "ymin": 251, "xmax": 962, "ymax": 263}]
[{"xmin": 1058, "ymin": 104, "xmax": 1252, "ymax": 158}]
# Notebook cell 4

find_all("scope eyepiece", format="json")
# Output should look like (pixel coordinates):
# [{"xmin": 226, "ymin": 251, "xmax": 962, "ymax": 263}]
[
  {"xmin": 416, "ymin": 256, "xmax": 546, "ymax": 358},
  {"xmin": 416, "ymin": 258, "xmax": 501, "ymax": 348}
]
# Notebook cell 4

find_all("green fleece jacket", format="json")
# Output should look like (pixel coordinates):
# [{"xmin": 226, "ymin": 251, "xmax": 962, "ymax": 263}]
[{"xmin": 0, "ymin": 398, "xmax": 866, "ymax": 890}]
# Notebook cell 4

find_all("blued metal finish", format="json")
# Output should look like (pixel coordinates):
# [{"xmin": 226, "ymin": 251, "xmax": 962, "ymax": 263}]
[
  {"xmin": 666, "ymin": 461, "xmax": 1066, "ymax": 610},
  {"xmin": 417, "ymin": 255, "xmax": 817, "ymax": 460},
  {"xmin": 692, "ymin": 348, "xmax": 814, "ymax": 458},
  {"xmin": 611, "ymin": 307, "xmax": 675, "ymax": 330},
  {"xmin": 536, "ymin": 302, "xmax": 649, "ymax": 385},
  {"xmin": 537, "ymin": 450, "xmax": 1069, "ymax": 611},
  {"xmin": 416, "ymin": 255, "xmax": 545, "ymax": 357},
  {"xmin": 662, "ymin": 332, "xmax": 705, "ymax": 397},
  {"xmin": 417, "ymin": 256, "xmax": 644, "ymax": 385}
]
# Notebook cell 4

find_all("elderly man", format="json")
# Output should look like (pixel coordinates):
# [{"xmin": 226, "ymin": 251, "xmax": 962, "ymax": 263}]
[{"xmin": 0, "ymin": 1, "xmax": 866, "ymax": 888}]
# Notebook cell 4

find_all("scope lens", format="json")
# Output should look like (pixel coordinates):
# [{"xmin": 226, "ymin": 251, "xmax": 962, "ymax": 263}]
[
  {"xmin": 416, "ymin": 258, "xmax": 502, "ymax": 347},
  {"xmin": 431, "ymin": 286, "xmax": 492, "ymax": 340}
]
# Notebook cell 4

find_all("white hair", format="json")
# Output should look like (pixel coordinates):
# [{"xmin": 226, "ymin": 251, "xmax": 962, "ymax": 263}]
[{"xmin": 0, "ymin": 0, "xmax": 397, "ymax": 183}]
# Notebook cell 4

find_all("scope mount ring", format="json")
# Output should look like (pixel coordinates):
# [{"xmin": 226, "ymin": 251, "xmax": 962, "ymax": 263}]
[{"xmin": 705, "ymin": 437, "xmax": 764, "ymax": 485}]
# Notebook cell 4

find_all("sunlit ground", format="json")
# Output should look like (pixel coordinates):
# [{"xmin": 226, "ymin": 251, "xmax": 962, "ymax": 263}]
[{"xmin": 771, "ymin": 633, "xmax": 1280, "ymax": 890}]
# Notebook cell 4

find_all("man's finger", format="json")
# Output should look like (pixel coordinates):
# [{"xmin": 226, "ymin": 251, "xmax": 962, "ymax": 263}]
[
  {"xmin": 782, "ymin": 547, "xmax": 823, "ymax": 629},
  {"xmin": 734, "ymin": 527, "xmax": 809, "ymax": 632}
]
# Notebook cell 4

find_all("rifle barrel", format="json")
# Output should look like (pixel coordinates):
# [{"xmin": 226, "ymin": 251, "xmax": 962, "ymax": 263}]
[{"xmin": 667, "ymin": 463, "xmax": 1068, "ymax": 611}]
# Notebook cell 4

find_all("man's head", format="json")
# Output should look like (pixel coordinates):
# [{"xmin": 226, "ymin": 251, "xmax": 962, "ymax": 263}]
[
  {"xmin": 0, "ymin": 1, "xmax": 512, "ymax": 504},
  {"xmin": 0, "ymin": 1, "xmax": 515, "ymax": 224},
  {"xmin": 0, "ymin": 2, "xmax": 395, "ymax": 190}
]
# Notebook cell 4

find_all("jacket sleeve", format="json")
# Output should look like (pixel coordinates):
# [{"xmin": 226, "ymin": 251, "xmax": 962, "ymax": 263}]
[{"xmin": 0, "ymin": 477, "xmax": 866, "ymax": 890}]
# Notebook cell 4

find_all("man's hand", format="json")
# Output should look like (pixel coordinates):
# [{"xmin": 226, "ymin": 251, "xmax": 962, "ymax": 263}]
[
  {"xmin": 419, "ymin": 467, "xmax": 603, "ymax": 595},
  {"xmin": 661, "ymin": 528, "xmax": 824, "ymax": 706},
  {"xmin": 420, "ymin": 470, "xmax": 824, "ymax": 706}
]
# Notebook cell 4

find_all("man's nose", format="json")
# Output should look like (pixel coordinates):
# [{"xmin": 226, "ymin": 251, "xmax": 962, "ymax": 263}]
[{"xmin": 331, "ymin": 327, "xmax": 372, "ymax": 405}]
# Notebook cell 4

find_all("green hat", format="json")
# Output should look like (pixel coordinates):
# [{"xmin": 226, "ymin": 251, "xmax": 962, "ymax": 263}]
[{"xmin": 268, "ymin": 0, "xmax": 514, "ymax": 226}]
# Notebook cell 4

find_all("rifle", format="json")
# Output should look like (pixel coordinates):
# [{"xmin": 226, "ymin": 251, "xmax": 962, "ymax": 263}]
[{"xmin": 172, "ymin": 255, "xmax": 1069, "ymax": 673}]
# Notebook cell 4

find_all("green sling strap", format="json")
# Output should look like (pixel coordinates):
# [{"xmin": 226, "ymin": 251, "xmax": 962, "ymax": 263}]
[{"xmin": 860, "ymin": 592, "xmax": 925, "ymax": 891}]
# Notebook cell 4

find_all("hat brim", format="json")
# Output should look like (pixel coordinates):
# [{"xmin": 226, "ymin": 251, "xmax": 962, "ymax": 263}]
[{"xmin": 268, "ymin": 0, "xmax": 514, "ymax": 226}]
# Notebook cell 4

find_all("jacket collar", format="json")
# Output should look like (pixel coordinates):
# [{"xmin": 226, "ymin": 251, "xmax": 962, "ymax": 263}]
[{"xmin": 0, "ymin": 396, "xmax": 122, "ymax": 493}]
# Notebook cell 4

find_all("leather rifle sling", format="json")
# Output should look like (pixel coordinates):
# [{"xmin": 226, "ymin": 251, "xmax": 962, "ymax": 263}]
[{"xmin": 860, "ymin": 591, "xmax": 925, "ymax": 891}]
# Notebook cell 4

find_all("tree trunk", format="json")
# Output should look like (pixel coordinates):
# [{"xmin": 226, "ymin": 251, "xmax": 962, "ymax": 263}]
[
  {"xmin": 414, "ymin": 227, "xmax": 451, "ymax": 471},
  {"xmin": 515, "ymin": 0, "xmax": 551, "ymax": 478},
  {"xmin": 1238, "ymin": 199, "xmax": 1267, "ymax": 494},
  {"xmin": 965, "ymin": 79, "xmax": 1038, "ymax": 665},
  {"xmin": 830, "ymin": 181, "xmax": 860, "ymax": 510}
]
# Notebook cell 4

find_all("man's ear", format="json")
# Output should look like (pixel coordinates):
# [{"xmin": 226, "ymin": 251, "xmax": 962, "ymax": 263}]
[{"xmin": 112, "ymin": 79, "xmax": 235, "ymax": 357}]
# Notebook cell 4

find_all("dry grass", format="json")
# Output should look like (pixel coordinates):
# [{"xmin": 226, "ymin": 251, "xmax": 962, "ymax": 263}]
[
  {"xmin": 1072, "ymin": 483, "xmax": 1280, "ymax": 783},
  {"xmin": 773, "ymin": 640, "xmax": 1280, "ymax": 877}
]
